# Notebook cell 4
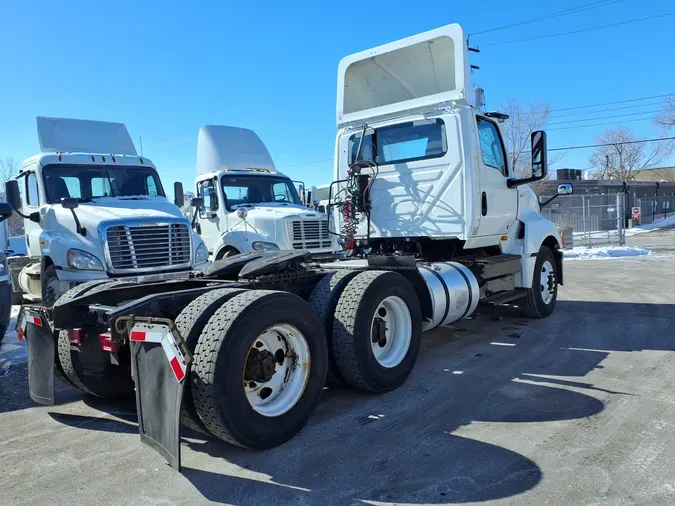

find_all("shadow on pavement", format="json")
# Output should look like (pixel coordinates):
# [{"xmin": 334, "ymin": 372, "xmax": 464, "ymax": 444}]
[{"xmin": 28, "ymin": 299, "xmax": 675, "ymax": 504}]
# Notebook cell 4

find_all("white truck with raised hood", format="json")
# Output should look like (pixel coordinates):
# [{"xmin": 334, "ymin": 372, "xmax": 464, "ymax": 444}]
[
  {"xmin": 16, "ymin": 24, "xmax": 572, "ymax": 471},
  {"xmin": 193, "ymin": 125, "xmax": 337, "ymax": 259},
  {"xmin": 5, "ymin": 117, "xmax": 209, "ymax": 306}
]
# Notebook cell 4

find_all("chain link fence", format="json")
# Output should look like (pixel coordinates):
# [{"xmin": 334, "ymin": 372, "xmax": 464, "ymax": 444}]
[
  {"xmin": 539, "ymin": 193, "xmax": 625, "ymax": 248},
  {"xmin": 635, "ymin": 195, "xmax": 675, "ymax": 226}
]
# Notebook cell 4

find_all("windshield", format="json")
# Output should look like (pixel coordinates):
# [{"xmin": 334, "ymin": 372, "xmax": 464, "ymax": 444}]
[
  {"xmin": 220, "ymin": 175, "xmax": 301, "ymax": 211},
  {"xmin": 41, "ymin": 164, "xmax": 165, "ymax": 204}
]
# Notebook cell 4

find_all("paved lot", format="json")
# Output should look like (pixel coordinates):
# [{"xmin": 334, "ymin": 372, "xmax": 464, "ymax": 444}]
[{"xmin": 1, "ymin": 231, "xmax": 674, "ymax": 506}]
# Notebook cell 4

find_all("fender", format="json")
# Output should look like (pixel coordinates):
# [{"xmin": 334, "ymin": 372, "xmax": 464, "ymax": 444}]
[
  {"xmin": 517, "ymin": 209, "xmax": 563, "ymax": 289},
  {"xmin": 213, "ymin": 229, "xmax": 277, "ymax": 259}
]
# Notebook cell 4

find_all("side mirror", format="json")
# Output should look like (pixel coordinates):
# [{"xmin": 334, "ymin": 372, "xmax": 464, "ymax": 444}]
[
  {"xmin": 0, "ymin": 202, "xmax": 12, "ymax": 222},
  {"xmin": 190, "ymin": 197, "xmax": 205, "ymax": 208},
  {"xmin": 60, "ymin": 197, "xmax": 79, "ymax": 210},
  {"xmin": 531, "ymin": 130, "xmax": 548, "ymax": 178},
  {"xmin": 557, "ymin": 183, "xmax": 573, "ymax": 195},
  {"xmin": 174, "ymin": 182, "xmax": 185, "ymax": 208},
  {"xmin": 318, "ymin": 205, "xmax": 326, "ymax": 213},
  {"xmin": 5, "ymin": 180, "xmax": 21, "ymax": 211}
]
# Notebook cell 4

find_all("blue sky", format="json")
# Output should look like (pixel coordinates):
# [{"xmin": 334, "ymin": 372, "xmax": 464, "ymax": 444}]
[{"xmin": 1, "ymin": 0, "xmax": 674, "ymax": 195}]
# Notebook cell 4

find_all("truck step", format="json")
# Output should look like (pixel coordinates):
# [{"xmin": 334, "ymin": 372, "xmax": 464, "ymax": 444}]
[{"xmin": 481, "ymin": 289, "xmax": 527, "ymax": 305}]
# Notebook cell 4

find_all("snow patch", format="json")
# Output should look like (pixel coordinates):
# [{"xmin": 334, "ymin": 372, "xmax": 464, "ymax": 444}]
[
  {"xmin": 625, "ymin": 215, "xmax": 675, "ymax": 236},
  {"xmin": 564, "ymin": 246, "xmax": 653, "ymax": 260}
]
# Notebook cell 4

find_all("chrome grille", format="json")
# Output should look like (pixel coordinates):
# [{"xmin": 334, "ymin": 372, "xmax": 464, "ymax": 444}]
[
  {"xmin": 288, "ymin": 219, "xmax": 331, "ymax": 250},
  {"xmin": 105, "ymin": 223, "xmax": 191, "ymax": 271}
]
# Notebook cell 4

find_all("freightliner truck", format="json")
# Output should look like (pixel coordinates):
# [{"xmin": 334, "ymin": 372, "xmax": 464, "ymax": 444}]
[{"xmin": 16, "ymin": 24, "xmax": 572, "ymax": 470}]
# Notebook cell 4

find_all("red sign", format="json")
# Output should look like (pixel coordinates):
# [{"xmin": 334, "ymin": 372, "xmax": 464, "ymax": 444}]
[{"xmin": 632, "ymin": 207, "xmax": 641, "ymax": 220}]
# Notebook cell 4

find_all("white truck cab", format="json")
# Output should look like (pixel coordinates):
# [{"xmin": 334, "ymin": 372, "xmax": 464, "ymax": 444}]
[
  {"xmin": 6, "ymin": 117, "xmax": 209, "ymax": 305},
  {"xmin": 194, "ymin": 125, "xmax": 336, "ymax": 259},
  {"xmin": 331, "ymin": 23, "xmax": 569, "ymax": 291}
]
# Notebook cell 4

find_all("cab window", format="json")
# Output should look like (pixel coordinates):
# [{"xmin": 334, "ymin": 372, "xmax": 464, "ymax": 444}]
[
  {"xmin": 477, "ymin": 118, "xmax": 508, "ymax": 175},
  {"xmin": 197, "ymin": 179, "xmax": 218, "ymax": 217},
  {"xmin": 26, "ymin": 173, "xmax": 39, "ymax": 206}
]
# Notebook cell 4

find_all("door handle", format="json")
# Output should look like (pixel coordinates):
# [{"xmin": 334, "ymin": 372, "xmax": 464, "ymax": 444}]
[{"xmin": 482, "ymin": 192, "xmax": 487, "ymax": 216}]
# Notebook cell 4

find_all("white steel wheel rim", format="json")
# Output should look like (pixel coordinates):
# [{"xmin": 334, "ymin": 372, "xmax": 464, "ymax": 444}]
[
  {"xmin": 370, "ymin": 296, "xmax": 412, "ymax": 368},
  {"xmin": 243, "ymin": 324, "xmax": 310, "ymax": 418},
  {"xmin": 540, "ymin": 260, "xmax": 556, "ymax": 305}
]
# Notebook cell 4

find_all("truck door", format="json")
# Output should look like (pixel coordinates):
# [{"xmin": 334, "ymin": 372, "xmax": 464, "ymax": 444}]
[
  {"xmin": 18, "ymin": 171, "xmax": 43, "ymax": 258},
  {"xmin": 475, "ymin": 117, "xmax": 518, "ymax": 237},
  {"xmin": 196, "ymin": 178, "xmax": 221, "ymax": 254}
]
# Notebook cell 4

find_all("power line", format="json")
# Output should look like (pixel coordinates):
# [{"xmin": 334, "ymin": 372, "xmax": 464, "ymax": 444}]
[
  {"xmin": 470, "ymin": 0, "xmax": 624, "ymax": 36},
  {"xmin": 550, "ymin": 100, "xmax": 666, "ymax": 118},
  {"xmin": 550, "ymin": 93, "xmax": 672, "ymax": 112},
  {"xmin": 547, "ymin": 116, "xmax": 657, "ymax": 131},
  {"xmin": 481, "ymin": 12, "xmax": 673, "ymax": 47},
  {"xmin": 547, "ymin": 110, "xmax": 661, "ymax": 125},
  {"xmin": 548, "ymin": 136, "xmax": 675, "ymax": 152}
]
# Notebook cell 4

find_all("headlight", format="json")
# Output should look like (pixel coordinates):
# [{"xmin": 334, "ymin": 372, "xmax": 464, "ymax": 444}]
[
  {"xmin": 195, "ymin": 242, "xmax": 209, "ymax": 263},
  {"xmin": 67, "ymin": 249, "xmax": 104, "ymax": 270},
  {"xmin": 252, "ymin": 241, "xmax": 279, "ymax": 252}
]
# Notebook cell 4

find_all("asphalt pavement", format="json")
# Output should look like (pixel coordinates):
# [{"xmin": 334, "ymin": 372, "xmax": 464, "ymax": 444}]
[{"xmin": 1, "ymin": 231, "xmax": 674, "ymax": 506}]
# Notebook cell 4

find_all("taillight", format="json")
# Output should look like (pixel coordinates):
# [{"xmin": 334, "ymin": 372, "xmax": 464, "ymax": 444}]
[
  {"xmin": 67, "ymin": 328, "xmax": 84, "ymax": 344},
  {"xmin": 99, "ymin": 333, "xmax": 120, "ymax": 353}
]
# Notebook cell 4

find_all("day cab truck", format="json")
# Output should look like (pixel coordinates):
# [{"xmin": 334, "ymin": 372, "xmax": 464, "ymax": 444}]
[
  {"xmin": 0, "ymin": 203, "xmax": 15, "ymax": 343},
  {"xmin": 17, "ymin": 24, "xmax": 572, "ymax": 471},
  {"xmin": 193, "ymin": 125, "xmax": 337, "ymax": 259},
  {"xmin": 5, "ymin": 117, "xmax": 210, "ymax": 308}
]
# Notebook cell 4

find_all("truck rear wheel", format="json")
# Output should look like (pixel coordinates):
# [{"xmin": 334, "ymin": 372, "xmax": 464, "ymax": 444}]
[
  {"xmin": 521, "ymin": 246, "xmax": 558, "ymax": 318},
  {"xmin": 174, "ymin": 287, "xmax": 245, "ymax": 434},
  {"xmin": 191, "ymin": 291, "xmax": 327, "ymax": 449},
  {"xmin": 331, "ymin": 270, "xmax": 422, "ymax": 393},
  {"xmin": 56, "ymin": 281, "xmax": 137, "ymax": 399},
  {"xmin": 307, "ymin": 269, "xmax": 360, "ymax": 385},
  {"xmin": 50, "ymin": 280, "xmax": 113, "ymax": 387}
]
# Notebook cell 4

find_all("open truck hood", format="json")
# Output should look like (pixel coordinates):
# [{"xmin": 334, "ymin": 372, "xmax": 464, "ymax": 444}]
[{"xmin": 336, "ymin": 23, "xmax": 472, "ymax": 127}]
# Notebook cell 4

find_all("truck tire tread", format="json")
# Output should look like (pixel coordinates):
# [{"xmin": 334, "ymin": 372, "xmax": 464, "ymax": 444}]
[
  {"xmin": 331, "ymin": 270, "xmax": 422, "ymax": 393},
  {"xmin": 307, "ymin": 269, "xmax": 360, "ymax": 385},
  {"xmin": 174, "ymin": 288, "xmax": 246, "ymax": 435},
  {"xmin": 521, "ymin": 246, "xmax": 557, "ymax": 319},
  {"xmin": 191, "ymin": 290, "xmax": 327, "ymax": 449}
]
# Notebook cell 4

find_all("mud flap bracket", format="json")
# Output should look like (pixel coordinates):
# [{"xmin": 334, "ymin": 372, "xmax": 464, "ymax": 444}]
[
  {"xmin": 17, "ymin": 306, "xmax": 55, "ymax": 406},
  {"xmin": 121, "ymin": 316, "xmax": 191, "ymax": 471}
]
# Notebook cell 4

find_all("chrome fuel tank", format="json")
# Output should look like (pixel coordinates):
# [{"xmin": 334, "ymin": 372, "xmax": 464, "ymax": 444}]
[{"xmin": 417, "ymin": 262, "xmax": 480, "ymax": 331}]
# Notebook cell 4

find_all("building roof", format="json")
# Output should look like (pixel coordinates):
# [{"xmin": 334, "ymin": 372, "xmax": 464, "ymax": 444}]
[{"xmin": 633, "ymin": 167, "xmax": 675, "ymax": 182}]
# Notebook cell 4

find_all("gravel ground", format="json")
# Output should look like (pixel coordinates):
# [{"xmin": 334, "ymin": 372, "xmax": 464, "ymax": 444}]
[{"xmin": 1, "ymin": 230, "xmax": 674, "ymax": 506}]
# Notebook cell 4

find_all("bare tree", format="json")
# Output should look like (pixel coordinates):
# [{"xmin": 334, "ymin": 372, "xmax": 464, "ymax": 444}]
[
  {"xmin": 655, "ymin": 94, "xmax": 675, "ymax": 130},
  {"xmin": 499, "ymin": 97, "xmax": 564, "ymax": 194},
  {"xmin": 0, "ymin": 156, "xmax": 18, "ymax": 185},
  {"xmin": 0, "ymin": 156, "xmax": 23, "ymax": 236},
  {"xmin": 588, "ymin": 127, "xmax": 674, "ymax": 180}
]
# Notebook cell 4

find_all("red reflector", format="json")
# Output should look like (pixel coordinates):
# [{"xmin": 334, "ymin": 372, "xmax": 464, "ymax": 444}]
[
  {"xmin": 67, "ymin": 328, "xmax": 84, "ymax": 345},
  {"xmin": 32, "ymin": 316, "xmax": 42, "ymax": 327},
  {"xmin": 129, "ymin": 331, "xmax": 146, "ymax": 342},
  {"xmin": 17, "ymin": 328, "xmax": 24, "ymax": 341},
  {"xmin": 169, "ymin": 357, "xmax": 185, "ymax": 382},
  {"xmin": 99, "ymin": 333, "xmax": 119, "ymax": 353}
]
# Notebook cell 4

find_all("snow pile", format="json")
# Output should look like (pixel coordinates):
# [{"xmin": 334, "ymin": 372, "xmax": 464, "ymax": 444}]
[
  {"xmin": 564, "ymin": 245, "xmax": 653, "ymax": 260},
  {"xmin": 625, "ymin": 215, "xmax": 675, "ymax": 236}
]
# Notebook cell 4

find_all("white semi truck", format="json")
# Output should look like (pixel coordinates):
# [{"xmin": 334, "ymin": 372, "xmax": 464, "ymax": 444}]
[
  {"xmin": 17, "ymin": 24, "xmax": 572, "ymax": 470},
  {"xmin": 193, "ymin": 125, "xmax": 337, "ymax": 259},
  {"xmin": 5, "ymin": 117, "xmax": 210, "ymax": 307}
]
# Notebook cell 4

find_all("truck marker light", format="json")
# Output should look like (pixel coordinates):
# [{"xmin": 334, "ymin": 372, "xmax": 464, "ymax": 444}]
[
  {"xmin": 67, "ymin": 328, "xmax": 83, "ymax": 344},
  {"xmin": 99, "ymin": 333, "xmax": 120, "ymax": 353}
]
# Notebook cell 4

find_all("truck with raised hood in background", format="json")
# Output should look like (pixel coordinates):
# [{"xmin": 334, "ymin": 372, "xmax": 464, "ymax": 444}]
[
  {"xmin": 5, "ymin": 117, "xmax": 210, "ymax": 306},
  {"xmin": 15, "ymin": 24, "xmax": 572, "ymax": 471},
  {"xmin": 193, "ymin": 125, "xmax": 337, "ymax": 260}
]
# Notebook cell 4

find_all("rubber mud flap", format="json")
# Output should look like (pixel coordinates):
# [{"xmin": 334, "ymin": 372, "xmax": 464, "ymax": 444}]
[
  {"xmin": 130, "ymin": 340, "xmax": 186, "ymax": 471},
  {"xmin": 25, "ymin": 319, "xmax": 55, "ymax": 406}
]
